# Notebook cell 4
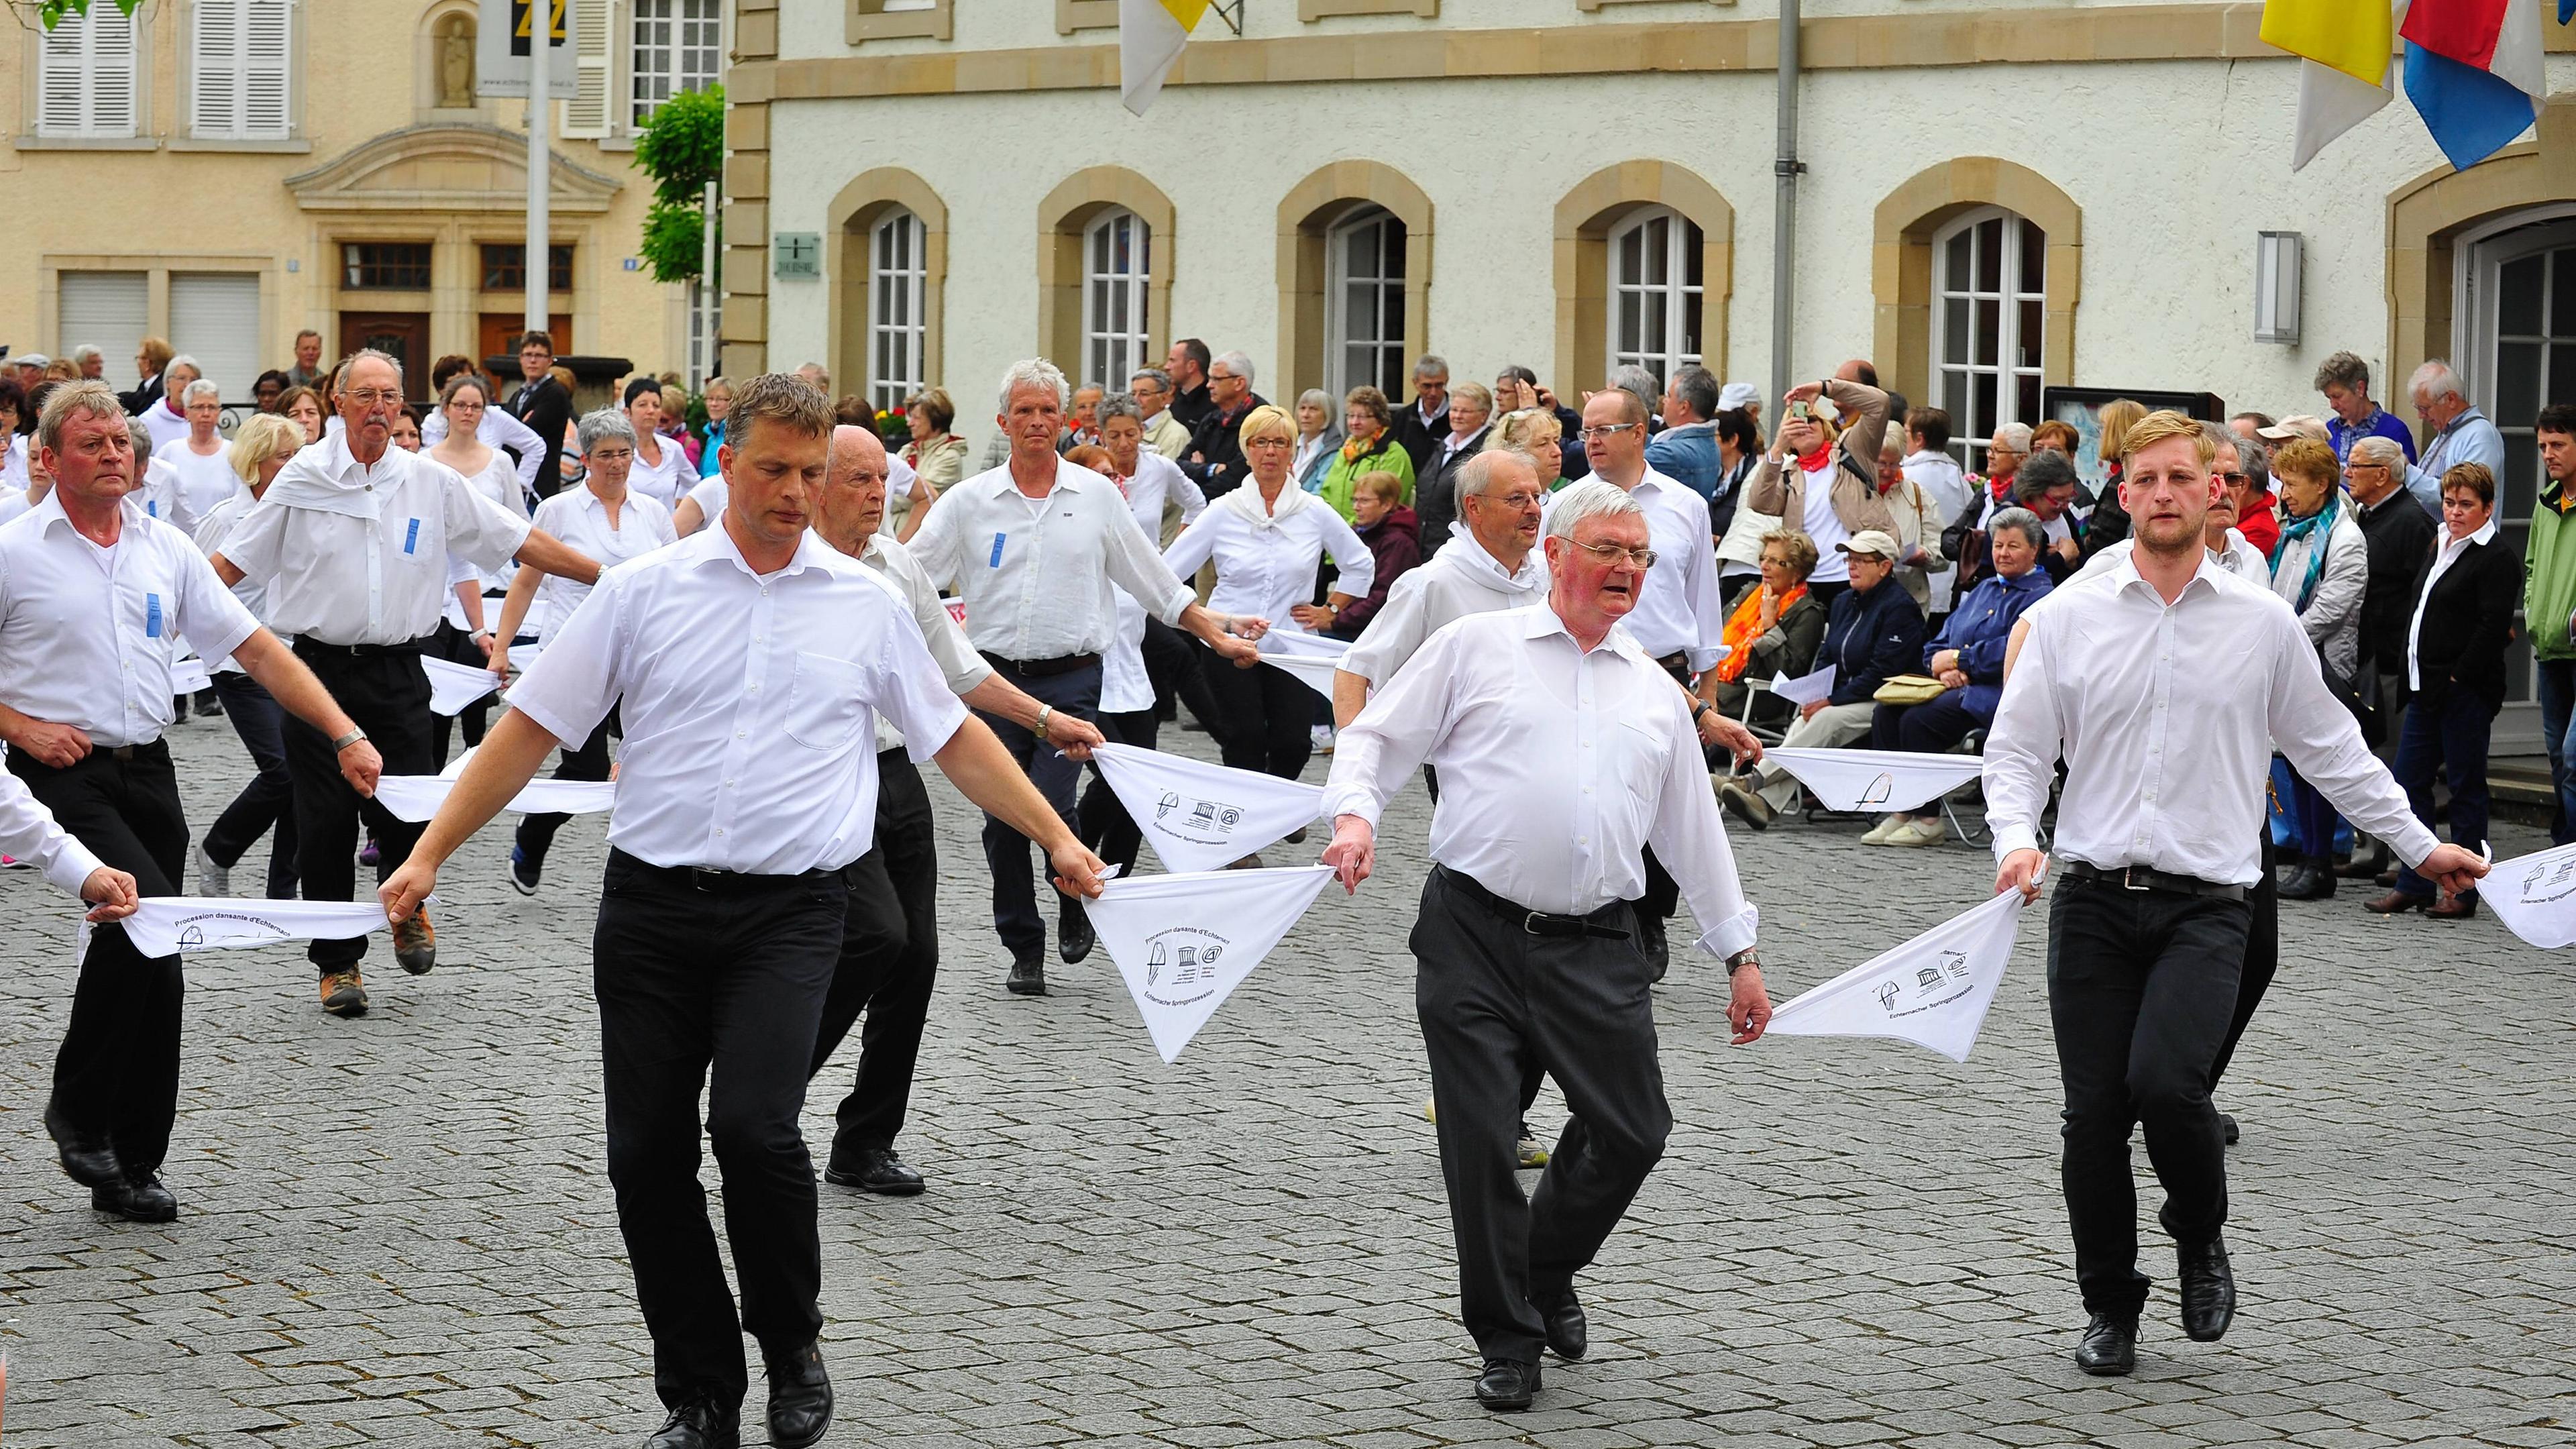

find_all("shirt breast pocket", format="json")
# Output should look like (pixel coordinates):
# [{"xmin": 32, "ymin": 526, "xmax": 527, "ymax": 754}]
[{"xmin": 782, "ymin": 649, "xmax": 869, "ymax": 751}]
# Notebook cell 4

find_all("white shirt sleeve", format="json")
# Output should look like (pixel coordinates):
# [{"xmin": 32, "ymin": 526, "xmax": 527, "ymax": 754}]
[
  {"xmin": 439, "ymin": 466, "xmax": 538, "ymax": 574},
  {"xmin": 1981, "ymin": 613, "xmax": 2065, "ymax": 864},
  {"xmin": 1167, "ymin": 462, "xmax": 1208, "ymax": 526},
  {"xmin": 1677, "ymin": 506, "xmax": 1728, "ymax": 673},
  {"xmin": 504, "ymin": 572, "xmax": 625, "ymax": 747},
  {"xmin": 2263, "ymin": 606, "xmax": 2442, "ymax": 866},
  {"xmin": 488, "ymin": 407, "xmax": 548, "ymax": 493},
  {"xmin": 1320, "ymin": 509, "xmax": 1376, "ymax": 602},
  {"xmin": 1339, "ymin": 570, "xmax": 1432, "ymax": 688},
  {"xmin": 1103, "ymin": 501, "xmax": 1193, "ymax": 623},
  {"xmin": 904, "ymin": 485, "xmax": 967, "ymax": 590},
  {"xmin": 1322, "ymin": 619, "xmax": 1461, "ymax": 828},
  {"xmin": 0, "ymin": 765, "xmax": 107, "ymax": 897},
  {"xmin": 170, "ymin": 537, "xmax": 262, "ymax": 664},
  {"xmin": 867, "ymin": 604, "xmax": 972, "ymax": 763},
  {"xmin": 878, "ymin": 546, "xmax": 993, "ymax": 698},
  {"xmin": 1161, "ymin": 513, "xmax": 1220, "ymax": 589}
]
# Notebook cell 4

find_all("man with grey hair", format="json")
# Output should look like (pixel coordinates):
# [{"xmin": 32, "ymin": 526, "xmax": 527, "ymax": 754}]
[
  {"xmin": 909, "ymin": 358, "xmax": 1261, "ymax": 994},
  {"xmin": 2403, "ymin": 358, "xmax": 2504, "ymax": 517},
  {"xmin": 1322, "ymin": 474, "xmax": 1770, "ymax": 1414},
  {"xmin": 73, "ymin": 343, "xmax": 105, "ymax": 380},
  {"xmin": 1645, "ymin": 364, "xmax": 1725, "ymax": 502},
  {"xmin": 1415, "ymin": 380, "xmax": 1494, "ymax": 559},
  {"xmin": 1606, "ymin": 364, "xmax": 1664, "ymax": 433},
  {"xmin": 2314, "ymin": 350, "xmax": 2417, "ymax": 466},
  {"xmin": 1335, "ymin": 448, "xmax": 1550, "ymax": 731},
  {"xmin": 1391, "ymin": 353, "xmax": 1452, "ymax": 474},
  {"xmin": 1180, "ymin": 350, "xmax": 1265, "ymax": 497},
  {"xmin": 211, "ymin": 349, "xmax": 604, "ymax": 1014},
  {"xmin": 1128, "ymin": 365, "xmax": 1190, "ymax": 460}
]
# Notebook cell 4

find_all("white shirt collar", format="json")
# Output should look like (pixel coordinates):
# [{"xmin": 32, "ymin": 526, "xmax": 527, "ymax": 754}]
[
  {"xmin": 975, "ymin": 456, "xmax": 1106, "ymax": 500},
  {"xmin": 2443, "ymin": 515, "xmax": 2500, "ymax": 551},
  {"xmin": 2106, "ymin": 548, "xmax": 2225, "ymax": 604},
  {"xmin": 684, "ymin": 514, "xmax": 849, "ymax": 581},
  {"xmin": 1518, "ymin": 598, "xmax": 1648, "ymax": 660}
]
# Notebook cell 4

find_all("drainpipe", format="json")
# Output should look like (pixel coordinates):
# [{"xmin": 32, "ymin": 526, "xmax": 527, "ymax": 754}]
[{"xmin": 1769, "ymin": 0, "xmax": 1804, "ymax": 409}]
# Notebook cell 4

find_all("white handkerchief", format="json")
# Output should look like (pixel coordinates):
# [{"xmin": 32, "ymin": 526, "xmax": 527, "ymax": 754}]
[
  {"xmin": 1258, "ymin": 650, "xmax": 1341, "ymax": 703},
  {"xmin": 117, "ymin": 894, "xmax": 439, "ymax": 958},
  {"xmin": 1087, "ymin": 742, "xmax": 1324, "ymax": 874},
  {"xmin": 170, "ymin": 657, "xmax": 212, "ymax": 696},
  {"xmin": 421, "ymin": 655, "xmax": 502, "ymax": 717},
  {"xmin": 1763, "ymin": 747, "xmax": 1984, "ymax": 813},
  {"xmin": 373, "ymin": 772, "xmax": 616, "ymax": 823},
  {"xmin": 1257, "ymin": 628, "xmax": 1352, "ymax": 659},
  {"xmin": 2477, "ymin": 843, "xmax": 2576, "ymax": 949},
  {"xmin": 1766, "ymin": 887, "xmax": 2027, "ymax": 1063},
  {"xmin": 1085, "ymin": 865, "xmax": 1335, "ymax": 1062},
  {"xmin": 439, "ymin": 747, "xmax": 475, "ymax": 781},
  {"xmin": 1770, "ymin": 663, "xmax": 1837, "ymax": 709}
]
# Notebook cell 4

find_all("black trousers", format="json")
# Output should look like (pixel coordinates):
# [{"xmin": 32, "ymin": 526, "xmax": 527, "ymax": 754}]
[
  {"xmin": 1143, "ymin": 614, "xmax": 1220, "ymax": 727},
  {"xmin": 809, "ymin": 751, "xmax": 940, "ymax": 1155},
  {"xmin": 515, "ymin": 707, "xmax": 619, "ymax": 868},
  {"xmin": 204, "ymin": 670, "xmax": 299, "ymax": 898},
  {"xmin": 1412, "ymin": 868, "xmax": 1669, "ymax": 1364},
  {"xmin": 975, "ymin": 660, "xmax": 1099, "ymax": 960},
  {"xmin": 1203, "ymin": 655, "xmax": 1313, "ymax": 781},
  {"xmin": 2210, "ymin": 835, "xmax": 2279, "ymax": 1087},
  {"xmin": 1078, "ymin": 707, "xmax": 1159, "ymax": 877},
  {"xmin": 425, "ymin": 619, "xmax": 500, "ymax": 765},
  {"xmin": 9, "ymin": 742, "xmax": 188, "ymax": 1176},
  {"xmin": 2046, "ymin": 877, "xmax": 2251, "ymax": 1317},
  {"xmin": 593, "ymin": 850, "xmax": 848, "ymax": 1411},
  {"xmin": 284, "ymin": 641, "xmax": 438, "ymax": 973}
]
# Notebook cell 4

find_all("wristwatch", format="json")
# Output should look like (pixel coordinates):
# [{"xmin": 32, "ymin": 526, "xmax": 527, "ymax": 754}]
[
  {"xmin": 330, "ymin": 727, "xmax": 369, "ymax": 753},
  {"xmin": 1034, "ymin": 705, "xmax": 1054, "ymax": 739},
  {"xmin": 1691, "ymin": 700, "xmax": 1715, "ymax": 722},
  {"xmin": 1725, "ymin": 947, "xmax": 1760, "ymax": 977}
]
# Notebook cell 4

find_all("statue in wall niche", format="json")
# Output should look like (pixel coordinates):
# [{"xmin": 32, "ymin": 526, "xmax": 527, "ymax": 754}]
[{"xmin": 439, "ymin": 17, "xmax": 476, "ymax": 109}]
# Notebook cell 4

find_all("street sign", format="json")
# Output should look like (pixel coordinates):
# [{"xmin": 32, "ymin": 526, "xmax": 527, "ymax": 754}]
[
  {"xmin": 477, "ymin": 0, "xmax": 579, "ymax": 101},
  {"xmin": 773, "ymin": 233, "xmax": 822, "ymax": 280}
]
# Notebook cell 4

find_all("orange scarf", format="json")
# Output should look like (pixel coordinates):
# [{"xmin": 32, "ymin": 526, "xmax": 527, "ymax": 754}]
[{"xmin": 1713, "ymin": 584, "xmax": 1805, "ymax": 684}]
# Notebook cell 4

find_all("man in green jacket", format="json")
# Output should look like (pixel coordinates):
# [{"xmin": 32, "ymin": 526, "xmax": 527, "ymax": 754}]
[{"xmin": 2524, "ymin": 402, "xmax": 2576, "ymax": 843}]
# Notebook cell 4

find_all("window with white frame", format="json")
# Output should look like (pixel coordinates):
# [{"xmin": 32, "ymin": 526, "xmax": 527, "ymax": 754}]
[
  {"xmin": 630, "ymin": 0, "xmax": 720, "ymax": 124},
  {"xmin": 191, "ymin": 0, "xmax": 292, "ymax": 140},
  {"xmin": 36, "ymin": 1, "xmax": 139, "ymax": 139},
  {"xmin": 1607, "ymin": 206, "xmax": 1703, "ymax": 391},
  {"xmin": 1082, "ymin": 208, "xmax": 1150, "ymax": 392},
  {"xmin": 1931, "ymin": 205, "xmax": 2047, "ymax": 472},
  {"xmin": 1326, "ymin": 205, "xmax": 1407, "ymax": 399},
  {"xmin": 869, "ymin": 209, "xmax": 928, "ymax": 413}
]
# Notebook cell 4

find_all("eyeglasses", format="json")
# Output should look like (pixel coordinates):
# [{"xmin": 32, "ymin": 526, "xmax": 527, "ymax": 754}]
[
  {"xmin": 2346, "ymin": 462, "xmax": 2388, "ymax": 472},
  {"xmin": 1572, "ymin": 540, "xmax": 1656, "ymax": 568},
  {"xmin": 345, "ymin": 388, "xmax": 403, "ymax": 407},
  {"xmin": 2214, "ymin": 471, "xmax": 2248, "ymax": 484},
  {"xmin": 1576, "ymin": 423, "xmax": 1641, "ymax": 442},
  {"xmin": 449, "ymin": 399, "xmax": 486, "ymax": 412},
  {"xmin": 1244, "ymin": 437, "xmax": 1292, "ymax": 450},
  {"xmin": 1468, "ymin": 490, "xmax": 1548, "ymax": 510}
]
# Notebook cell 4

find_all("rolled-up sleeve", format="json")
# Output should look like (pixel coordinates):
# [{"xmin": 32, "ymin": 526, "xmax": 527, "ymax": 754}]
[
  {"xmin": 0, "ymin": 769, "xmax": 106, "ymax": 898},
  {"xmin": 441, "ymin": 468, "xmax": 535, "ymax": 575}
]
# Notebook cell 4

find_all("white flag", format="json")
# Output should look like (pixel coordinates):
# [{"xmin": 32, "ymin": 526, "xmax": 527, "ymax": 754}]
[
  {"xmin": 1085, "ymin": 864, "xmax": 1334, "ymax": 1061},
  {"xmin": 2292, "ymin": 55, "xmax": 2394, "ymax": 170},
  {"xmin": 170, "ymin": 657, "xmax": 212, "ymax": 696},
  {"xmin": 1766, "ymin": 888, "xmax": 2027, "ymax": 1063},
  {"xmin": 422, "ymin": 655, "xmax": 503, "ymax": 717},
  {"xmin": 116, "ymin": 894, "xmax": 437, "ymax": 958},
  {"xmin": 2477, "ymin": 843, "xmax": 2576, "ymax": 949},
  {"xmin": 1258, "ymin": 628, "xmax": 1352, "ymax": 661},
  {"xmin": 1118, "ymin": 0, "xmax": 1206, "ymax": 116},
  {"xmin": 1087, "ymin": 741, "xmax": 1323, "ymax": 873},
  {"xmin": 1763, "ymin": 747, "xmax": 1984, "ymax": 814},
  {"xmin": 1770, "ymin": 663, "xmax": 1837, "ymax": 710},
  {"xmin": 1258, "ymin": 649, "xmax": 1341, "ymax": 703},
  {"xmin": 372, "ymin": 771, "xmax": 616, "ymax": 824}
]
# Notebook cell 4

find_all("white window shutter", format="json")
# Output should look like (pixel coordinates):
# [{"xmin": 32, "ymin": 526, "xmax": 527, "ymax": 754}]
[
  {"xmin": 564, "ymin": 0, "xmax": 614, "ymax": 137},
  {"xmin": 242, "ymin": 0, "xmax": 292, "ymax": 138},
  {"xmin": 87, "ymin": 5, "xmax": 138, "ymax": 137},
  {"xmin": 36, "ymin": 15, "xmax": 88, "ymax": 137},
  {"xmin": 41, "ymin": 5, "xmax": 139, "ymax": 140},
  {"xmin": 192, "ymin": 0, "xmax": 241, "ymax": 137}
]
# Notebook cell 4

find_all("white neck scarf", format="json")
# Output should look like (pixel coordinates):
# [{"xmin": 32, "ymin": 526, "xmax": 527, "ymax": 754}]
[{"xmin": 1222, "ymin": 479, "xmax": 1315, "ymax": 532}]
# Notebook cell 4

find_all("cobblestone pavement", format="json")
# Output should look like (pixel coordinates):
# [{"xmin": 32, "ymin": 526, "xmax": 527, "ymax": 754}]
[{"xmin": 1, "ymin": 713, "xmax": 2572, "ymax": 1448}]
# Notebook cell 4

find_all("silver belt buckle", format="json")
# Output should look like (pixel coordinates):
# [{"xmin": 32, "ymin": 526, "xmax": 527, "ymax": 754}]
[
  {"xmin": 1523, "ymin": 910, "xmax": 1546, "ymax": 935},
  {"xmin": 2120, "ymin": 865, "xmax": 2151, "ymax": 892}
]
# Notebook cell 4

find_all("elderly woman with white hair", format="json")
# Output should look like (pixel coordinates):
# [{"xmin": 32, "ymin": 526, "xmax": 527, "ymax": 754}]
[
  {"xmin": 139, "ymin": 355, "xmax": 201, "ymax": 455},
  {"xmin": 489, "ymin": 407, "xmax": 675, "ymax": 894},
  {"xmin": 164, "ymin": 377, "xmax": 239, "ymax": 523},
  {"xmin": 1292, "ymin": 387, "xmax": 1343, "ymax": 493}
]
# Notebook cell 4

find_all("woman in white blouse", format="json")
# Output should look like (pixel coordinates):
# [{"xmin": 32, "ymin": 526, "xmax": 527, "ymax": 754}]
[
  {"xmin": 490, "ymin": 408, "xmax": 678, "ymax": 892},
  {"xmin": 1162, "ymin": 404, "xmax": 1373, "ymax": 783},
  {"xmin": 619, "ymin": 376, "xmax": 693, "ymax": 511}
]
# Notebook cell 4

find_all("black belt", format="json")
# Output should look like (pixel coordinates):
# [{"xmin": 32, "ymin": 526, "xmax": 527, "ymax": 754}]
[
  {"xmin": 1436, "ymin": 865, "xmax": 1632, "ymax": 940},
  {"xmin": 979, "ymin": 650, "xmax": 1101, "ymax": 678},
  {"xmin": 294, "ymin": 636, "xmax": 431, "ymax": 659},
  {"xmin": 606, "ymin": 848, "xmax": 845, "ymax": 895},
  {"xmin": 2062, "ymin": 860, "xmax": 2248, "ymax": 902}
]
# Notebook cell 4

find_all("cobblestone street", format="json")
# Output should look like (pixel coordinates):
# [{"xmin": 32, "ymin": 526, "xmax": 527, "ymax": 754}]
[{"xmin": 2, "ymin": 716, "xmax": 2571, "ymax": 1447}]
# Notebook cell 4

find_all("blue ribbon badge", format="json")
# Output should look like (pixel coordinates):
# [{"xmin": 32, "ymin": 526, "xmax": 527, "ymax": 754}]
[
  {"xmin": 145, "ymin": 592, "xmax": 163, "ymax": 639},
  {"xmin": 404, "ymin": 518, "xmax": 422, "ymax": 556},
  {"xmin": 989, "ymin": 532, "xmax": 1007, "ymax": 568}
]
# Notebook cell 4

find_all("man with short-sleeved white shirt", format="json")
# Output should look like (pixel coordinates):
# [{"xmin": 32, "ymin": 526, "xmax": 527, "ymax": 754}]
[
  {"xmin": 379, "ymin": 374, "xmax": 1108, "ymax": 1449},
  {"xmin": 0, "ymin": 382, "xmax": 381, "ymax": 1223},
  {"xmin": 905, "ymin": 358, "xmax": 1260, "ymax": 993},
  {"xmin": 1334, "ymin": 449, "xmax": 1549, "ymax": 731},
  {"xmin": 211, "ymin": 350, "xmax": 600, "ymax": 1012}
]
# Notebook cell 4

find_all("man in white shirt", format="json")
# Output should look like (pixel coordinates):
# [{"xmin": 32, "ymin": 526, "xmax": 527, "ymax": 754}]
[
  {"xmin": 1334, "ymin": 449, "xmax": 1548, "ymax": 732},
  {"xmin": 0, "ymin": 381, "xmax": 382, "ymax": 1222},
  {"xmin": 380, "ymin": 375, "xmax": 1110, "ymax": 1449},
  {"xmin": 1320, "ymin": 478, "xmax": 1770, "ymax": 1415},
  {"xmin": 1986, "ymin": 411, "xmax": 2484, "ymax": 1379},
  {"xmin": 906, "ymin": 358, "xmax": 1259, "ymax": 994},
  {"xmin": 211, "ymin": 350, "xmax": 600, "ymax": 1014},
  {"xmin": 805, "ymin": 423, "xmax": 1105, "ymax": 1199}
]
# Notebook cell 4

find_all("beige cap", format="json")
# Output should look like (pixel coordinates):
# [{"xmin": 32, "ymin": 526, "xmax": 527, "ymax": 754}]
[
  {"xmin": 1837, "ymin": 529, "xmax": 1902, "ymax": 559},
  {"xmin": 2256, "ymin": 414, "xmax": 2330, "ymax": 443}
]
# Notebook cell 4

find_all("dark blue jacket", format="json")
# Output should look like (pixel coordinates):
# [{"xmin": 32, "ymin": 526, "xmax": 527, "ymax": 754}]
[
  {"xmin": 1928, "ymin": 568, "xmax": 2053, "ymax": 722},
  {"xmin": 1822, "ymin": 576, "xmax": 1927, "ymax": 706}
]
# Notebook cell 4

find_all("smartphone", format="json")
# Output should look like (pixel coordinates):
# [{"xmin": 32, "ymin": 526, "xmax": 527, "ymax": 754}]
[{"xmin": 1786, "ymin": 401, "xmax": 1813, "ymax": 423}]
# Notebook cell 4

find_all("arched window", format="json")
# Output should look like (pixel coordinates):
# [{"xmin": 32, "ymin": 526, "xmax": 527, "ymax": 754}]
[
  {"xmin": 869, "ymin": 208, "xmax": 927, "ymax": 413},
  {"xmin": 1931, "ymin": 205, "xmax": 2047, "ymax": 470},
  {"xmin": 1326, "ymin": 205, "xmax": 1407, "ymax": 398},
  {"xmin": 1082, "ymin": 208, "xmax": 1151, "ymax": 390},
  {"xmin": 1606, "ymin": 206, "xmax": 1703, "ymax": 390}
]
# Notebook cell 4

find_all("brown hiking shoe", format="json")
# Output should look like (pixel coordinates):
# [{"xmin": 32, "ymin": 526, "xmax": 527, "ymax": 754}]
[
  {"xmin": 319, "ymin": 969, "xmax": 368, "ymax": 1017},
  {"xmin": 393, "ymin": 908, "xmax": 437, "ymax": 975}
]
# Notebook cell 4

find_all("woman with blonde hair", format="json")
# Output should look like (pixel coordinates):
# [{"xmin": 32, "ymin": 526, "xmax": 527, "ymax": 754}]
[
  {"xmin": 1489, "ymin": 407, "xmax": 1565, "ymax": 491},
  {"xmin": 186, "ymin": 412, "xmax": 311, "ymax": 898}
]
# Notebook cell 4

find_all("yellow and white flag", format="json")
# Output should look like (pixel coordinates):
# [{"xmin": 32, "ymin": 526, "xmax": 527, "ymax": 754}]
[
  {"xmin": 2261, "ymin": 0, "xmax": 2400, "ymax": 170},
  {"xmin": 1121, "ymin": 0, "xmax": 1208, "ymax": 115}
]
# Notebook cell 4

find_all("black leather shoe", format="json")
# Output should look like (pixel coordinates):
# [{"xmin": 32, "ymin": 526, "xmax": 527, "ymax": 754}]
[
  {"xmin": 763, "ymin": 1342, "xmax": 833, "ymax": 1449},
  {"xmin": 824, "ymin": 1145, "xmax": 925, "ymax": 1196},
  {"xmin": 1473, "ymin": 1356, "xmax": 1540, "ymax": 1411},
  {"xmin": 1059, "ymin": 900, "xmax": 1095, "ymax": 964},
  {"xmin": 1533, "ymin": 1287, "xmax": 1587, "ymax": 1360},
  {"xmin": 2276, "ymin": 858, "xmax": 2332, "ymax": 901},
  {"xmin": 2334, "ymin": 844, "xmax": 2391, "ymax": 879},
  {"xmin": 2219, "ymin": 1112, "xmax": 2240, "ymax": 1146},
  {"xmin": 2178, "ymin": 1236, "xmax": 2236, "ymax": 1342},
  {"xmin": 44, "ymin": 1098, "xmax": 122, "ymax": 1188},
  {"xmin": 92, "ymin": 1171, "xmax": 178, "ymax": 1224},
  {"xmin": 1006, "ymin": 953, "xmax": 1047, "ymax": 996},
  {"xmin": 1636, "ymin": 913, "xmax": 1668, "ymax": 983},
  {"xmin": 643, "ymin": 1396, "xmax": 739, "ymax": 1449},
  {"xmin": 2073, "ymin": 1313, "xmax": 2137, "ymax": 1375}
]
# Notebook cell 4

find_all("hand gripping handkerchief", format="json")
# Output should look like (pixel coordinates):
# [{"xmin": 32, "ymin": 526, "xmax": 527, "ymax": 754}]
[
  {"xmin": 115, "ymin": 894, "xmax": 439, "ymax": 958},
  {"xmin": 1766, "ymin": 887, "xmax": 2026, "ymax": 1063},
  {"xmin": 1769, "ymin": 663, "xmax": 1837, "ymax": 709},
  {"xmin": 170, "ymin": 657, "xmax": 213, "ymax": 696},
  {"xmin": 1084, "ymin": 864, "xmax": 1336, "ymax": 1062},
  {"xmin": 1087, "ymin": 741, "xmax": 1325, "ymax": 874},
  {"xmin": 2477, "ymin": 843, "xmax": 2576, "ymax": 949},
  {"xmin": 372, "ymin": 772, "xmax": 617, "ymax": 824},
  {"xmin": 421, "ymin": 654, "xmax": 504, "ymax": 717},
  {"xmin": 1762, "ymin": 747, "xmax": 1985, "ymax": 814}
]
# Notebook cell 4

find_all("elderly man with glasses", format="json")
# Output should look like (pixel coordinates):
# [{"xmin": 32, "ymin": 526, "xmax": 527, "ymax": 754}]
[{"xmin": 2336, "ymin": 434, "xmax": 2440, "ymax": 881}]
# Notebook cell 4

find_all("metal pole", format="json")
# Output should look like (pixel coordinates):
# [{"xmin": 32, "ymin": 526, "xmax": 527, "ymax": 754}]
[
  {"xmin": 1769, "ymin": 0, "xmax": 1803, "ymax": 409},
  {"xmin": 701, "ymin": 178, "xmax": 719, "ymax": 386},
  {"xmin": 526, "ymin": 89, "xmax": 551, "ymax": 337}
]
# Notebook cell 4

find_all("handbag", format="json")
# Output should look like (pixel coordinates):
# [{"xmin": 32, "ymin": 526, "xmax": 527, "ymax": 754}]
[{"xmin": 1873, "ymin": 674, "xmax": 1948, "ymax": 707}]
